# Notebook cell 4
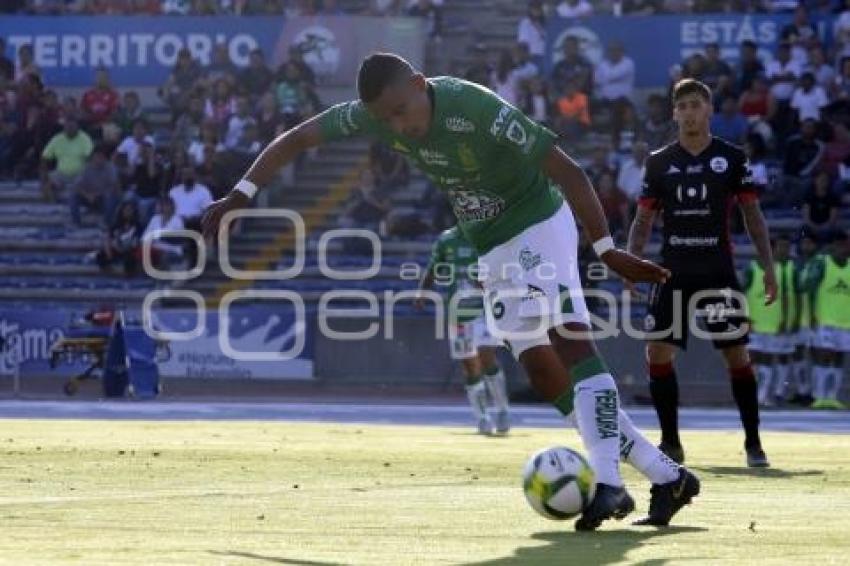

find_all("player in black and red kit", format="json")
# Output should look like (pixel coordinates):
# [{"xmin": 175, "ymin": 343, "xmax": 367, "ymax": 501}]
[{"xmin": 627, "ymin": 79, "xmax": 777, "ymax": 469}]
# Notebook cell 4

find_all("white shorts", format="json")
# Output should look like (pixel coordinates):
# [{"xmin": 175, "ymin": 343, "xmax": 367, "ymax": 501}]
[
  {"xmin": 749, "ymin": 333, "xmax": 795, "ymax": 355},
  {"xmin": 812, "ymin": 327, "xmax": 850, "ymax": 352},
  {"xmin": 479, "ymin": 203, "xmax": 590, "ymax": 358},
  {"xmin": 449, "ymin": 316, "xmax": 503, "ymax": 360}
]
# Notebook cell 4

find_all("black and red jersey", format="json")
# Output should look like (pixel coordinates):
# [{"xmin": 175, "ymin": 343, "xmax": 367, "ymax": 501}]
[{"xmin": 639, "ymin": 137, "xmax": 758, "ymax": 274}]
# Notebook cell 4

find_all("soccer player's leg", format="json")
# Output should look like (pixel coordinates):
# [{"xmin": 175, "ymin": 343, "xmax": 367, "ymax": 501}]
[
  {"xmin": 790, "ymin": 337, "xmax": 813, "ymax": 406},
  {"xmin": 748, "ymin": 338, "xmax": 774, "ymax": 407},
  {"xmin": 644, "ymin": 274, "xmax": 688, "ymax": 464},
  {"xmin": 450, "ymin": 322, "xmax": 492, "ymax": 434},
  {"xmin": 811, "ymin": 327, "xmax": 837, "ymax": 409},
  {"xmin": 720, "ymin": 345, "xmax": 769, "ymax": 467},
  {"xmin": 474, "ymin": 317, "xmax": 511, "ymax": 433}
]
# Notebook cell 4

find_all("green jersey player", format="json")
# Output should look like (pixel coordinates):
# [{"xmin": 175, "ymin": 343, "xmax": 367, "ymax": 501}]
[
  {"xmin": 415, "ymin": 226, "xmax": 511, "ymax": 435},
  {"xmin": 202, "ymin": 53, "xmax": 700, "ymax": 530}
]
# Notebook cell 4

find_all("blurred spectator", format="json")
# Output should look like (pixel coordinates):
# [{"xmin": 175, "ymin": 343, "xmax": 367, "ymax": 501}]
[
  {"xmin": 783, "ymin": 118, "xmax": 824, "ymax": 207},
  {"xmin": 641, "ymin": 93, "xmax": 675, "ymax": 150},
  {"xmin": 556, "ymin": 0, "xmax": 592, "ymax": 18},
  {"xmin": 594, "ymin": 42, "xmax": 635, "ymax": 148},
  {"xmin": 142, "ymin": 196, "xmax": 185, "ymax": 270},
  {"xmin": 585, "ymin": 144, "xmax": 616, "ymax": 187},
  {"xmin": 682, "ymin": 53, "xmax": 706, "ymax": 83},
  {"xmin": 206, "ymin": 43, "xmax": 238, "ymax": 85},
  {"xmin": 255, "ymin": 91, "xmax": 282, "ymax": 144},
  {"xmin": 370, "ymin": 141, "xmax": 409, "ymax": 191},
  {"xmin": 711, "ymin": 96, "xmax": 749, "ymax": 145},
  {"xmin": 172, "ymin": 95, "xmax": 205, "ymax": 150},
  {"xmin": 114, "ymin": 91, "xmax": 145, "ymax": 138},
  {"xmin": 320, "ymin": 0, "xmax": 346, "ymax": 14},
  {"xmin": 766, "ymin": 42, "xmax": 802, "ymax": 146},
  {"xmin": 229, "ymin": 121, "xmax": 262, "ymax": 158},
  {"xmin": 791, "ymin": 72, "xmax": 828, "ymax": 122},
  {"xmin": 713, "ymin": 75, "xmax": 738, "ymax": 112},
  {"xmin": 832, "ymin": 57, "xmax": 850, "ymax": 101},
  {"xmin": 807, "ymin": 45, "xmax": 835, "ymax": 92},
  {"xmin": 169, "ymin": 165, "xmax": 212, "ymax": 268},
  {"xmin": 622, "ymin": 0, "xmax": 661, "ymax": 14},
  {"xmin": 744, "ymin": 133, "xmax": 771, "ymax": 201},
  {"xmin": 820, "ymin": 121, "xmax": 850, "ymax": 180},
  {"xmin": 224, "ymin": 95, "xmax": 256, "ymax": 149},
  {"xmin": 781, "ymin": 5, "xmax": 816, "ymax": 65},
  {"xmin": 204, "ymin": 77, "xmax": 237, "ymax": 126},
  {"xmin": 286, "ymin": 45, "xmax": 316, "ymax": 87},
  {"xmin": 160, "ymin": 48, "xmax": 202, "ymax": 116},
  {"xmin": 737, "ymin": 40, "xmax": 764, "ymax": 93},
  {"xmin": 14, "ymin": 44, "xmax": 39, "ymax": 82},
  {"xmin": 517, "ymin": 1, "xmax": 546, "ymax": 68},
  {"xmin": 464, "ymin": 43, "xmax": 493, "ymax": 88},
  {"xmin": 80, "ymin": 68, "xmax": 119, "ymax": 135},
  {"xmin": 94, "ymin": 200, "xmax": 141, "ymax": 276},
  {"xmin": 188, "ymin": 121, "xmax": 224, "ymax": 166},
  {"xmin": 408, "ymin": 0, "xmax": 443, "ymax": 40},
  {"xmin": 69, "ymin": 145, "xmax": 119, "ymax": 228},
  {"xmin": 523, "ymin": 77, "xmax": 549, "ymax": 124},
  {"xmin": 0, "ymin": 38, "xmax": 14, "ymax": 81},
  {"xmin": 40, "ymin": 116, "xmax": 92, "ymax": 202},
  {"xmin": 162, "ymin": 0, "xmax": 191, "ymax": 15},
  {"xmin": 492, "ymin": 49, "xmax": 521, "ymax": 106},
  {"xmin": 836, "ymin": 0, "xmax": 850, "ymax": 60},
  {"xmin": 739, "ymin": 75, "xmax": 776, "ymax": 124},
  {"xmin": 553, "ymin": 79, "xmax": 590, "ymax": 142},
  {"xmin": 616, "ymin": 140, "xmax": 648, "ymax": 202},
  {"xmin": 702, "ymin": 43, "xmax": 733, "ymax": 91},
  {"xmin": 803, "ymin": 172, "xmax": 840, "ymax": 240},
  {"xmin": 340, "ymin": 169, "xmax": 391, "ymax": 231},
  {"xmin": 239, "ymin": 48, "xmax": 274, "ymax": 99},
  {"xmin": 128, "ymin": 140, "xmax": 163, "ymax": 225},
  {"xmin": 276, "ymin": 61, "xmax": 305, "ymax": 127},
  {"xmin": 366, "ymin": 0, "xmax": 401, "ymax": 16},
  {"xmin": 596, "ymin": 171, "xmax": 629, "ymax": 237},
  {"xmin": 551, "ymin": 36, "xmax": 593, "ymax": 95},
  {"xmin": 116, "ymin": 119, "xmax": 154, "ymax": 167}
]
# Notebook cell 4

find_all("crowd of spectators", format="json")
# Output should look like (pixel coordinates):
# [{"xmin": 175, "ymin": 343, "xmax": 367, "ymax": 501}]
[{"xmin": 456, "ymin": 0, "xmax": 850, "ymax": 241}]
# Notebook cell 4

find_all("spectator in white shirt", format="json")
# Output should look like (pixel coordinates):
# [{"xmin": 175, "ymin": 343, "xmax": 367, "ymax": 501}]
[
  {"xmin": 169, "ymin": 166, "xmax": 213, "ymax": 224},
  {"xmin": 491, "ymin": 49, "xmax": 521, "ymax": 106},
  {"xmin": 116, "ymin": 119, "xmax": 155, "ymax": 167},
  {"xmin": 791, "ymin": 72, "xmax": 828, "ymax": 122},
  {"xmin": 594, "ymin": 42, "xmax": 636, "ymax": 148},
  {"xmin": 556, "ymin": 0, "xmax": 592, "ymax": 18},
  {"xmin": 512, "ymin": 42, "xmax": 540, "ymax": 82},
  {"xmin": 224, "ymin": 95, "xmax": 257, "ymax": 149},
  {"xmin": 142, "ymin": 196, "xmax": 185, "ymax": 269},
  {"xmin": 806, "ymin": 46, "xmax": 835, "ymax": 92},
  {"xmin": 834, "ymin": 0, "xmax": 850, "ymax": 54},
  {"xmin": 765, "ymin": 43, "xmax": 803, "ymax": 102},
  {"xmin": 617, "ymin": 141, "xmax": 648, "ymax": 202},
  {"xmin": 517, "ymin": 1, "xmax": 547, "ymax": 68}
]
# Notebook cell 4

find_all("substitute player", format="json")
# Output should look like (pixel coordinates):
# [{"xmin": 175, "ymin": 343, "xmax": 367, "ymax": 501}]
[
  {"xmin": 743, "ymin": 235, "xmax": 795, "ymax": 407},
  {"xmin": 804, "ymin": 230, "xmax": 850, "ymax": 410},
  {"xmin": 627, "ymin": 79, "xmax": 776, "ymax": 468},
  {"xmin": 415, "ymin": 225, "xmax": 511, "ymax": 435},
  {"xmin": 203, "ymin": 53, "xmax": 700, "ymax": 530},
  {"xmin": 788, "ymin": 232, "xmax": 820, "ymax": 406}
]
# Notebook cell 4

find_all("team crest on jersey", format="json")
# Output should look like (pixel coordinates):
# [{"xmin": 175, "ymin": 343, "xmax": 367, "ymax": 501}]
[
  {"xmin": 447, "ymin": 190, "xmax": 505, "ymax": 222},
  {"xmin": 710, "ymin": 157, "xmax": 728, "ymax": 173},
  {"xmin": 446, "ymin": 116, "xmax": 475, "ymax": 133},
  {"xmin": 519, "ymin": 247, "xmax": 542, "ymax": 271}
]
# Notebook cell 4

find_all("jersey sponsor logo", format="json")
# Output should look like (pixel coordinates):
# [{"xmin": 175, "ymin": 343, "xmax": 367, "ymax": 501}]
[
  {"xmin": 686, "ymin": 164, "xmax": 704, "ymax": 174},
  {"xmin": 675, "ymin": 183, "xmax": 707, "ymax": 202},
  {"xmin": 447, "ymin": 189, "xmax": 505, "ymax": 222},
  {"xmin": 669, "ymin": 235, "xmax": 720, "ymax": 247},
  {"xmin": 522, "ymin": 284, "xmax": 546, "ymax": 302},
  {"xmin": 506, "ymin": 120, "xmax": 528, "ymax": 146},
  {"xmin": 519, "ymin": 247, "xmax": 543, "ymax": 271},
  {"xmin": 595, "ymin": 390, "xmax": 619, "ymax": 440},
  {"xmin": 445, "ymin": 116, "xmax": 476, "ymax": 133},
  {"xmin": 490, "ymin": 105, "xmax": 512, "ymax": 137},
  {"xmin": 673, "ymin": 207, "xmax": 711, "ymax": 217},
  {"xmin": 710, "ymin": 156, "xmax": 728, "ymax": 173},
  {"xmin": 665, "ymin": 165, "xmax": 681, "ymax": 175},
  {"xmin": 418, "ymin": 148, "xmax": 449, "ymax": 167}
]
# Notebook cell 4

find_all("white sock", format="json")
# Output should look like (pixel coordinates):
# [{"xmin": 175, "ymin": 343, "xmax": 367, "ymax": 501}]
[
  {"xmin": 793, "ymin": 359, "xmax": 811, "ymax": 396},
  {"xmin": 774, "ymin": 363, "xmax": 790, "ymax": 400},
  {"xmin": 618, "ymin": 409, "xmax": 680, "ymax": 484},
  {"xmin": 828, "ymin": 367, "xmax": 844, "ymax": 401},
  {"xmin": 483, "ymin": 368, "xmax": 510, "ymax": 412},
  {"xmin": 756, "ymin": 365, "xmax": 773, "ymax": 405},
  {"xmin": 465, "ymin": 380, "xmax": 488, "ymax": 421},
  {"xmin": 573, "ymin": 373, "xmax": 623, "ymax": 487},
  {"xmin": 813, "ymin": 366, "xmax": 830, "ymax": 400}
]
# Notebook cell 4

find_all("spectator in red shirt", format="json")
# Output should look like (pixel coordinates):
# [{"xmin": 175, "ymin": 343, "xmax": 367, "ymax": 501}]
[{"xmin": 81, "ymin": 68, "xmax": 120, "ymax": 136}]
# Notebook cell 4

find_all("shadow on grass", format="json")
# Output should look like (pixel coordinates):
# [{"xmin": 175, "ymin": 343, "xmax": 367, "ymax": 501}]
[
  {"xmin": 691, "ymin": 466, "xmax": 824, "ymax": 479},
  {"xmin": 208, "ymin": 550, "xmax": 343, "ymax": 565},
  {"xmin": 462, "ymin": 526, "xmax": 709, "ymax": 566}
]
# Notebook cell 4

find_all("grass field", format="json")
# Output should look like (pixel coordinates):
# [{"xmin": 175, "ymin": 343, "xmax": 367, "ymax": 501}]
[{"xmin": 0, "ymin": 420, "xmax": 848, "ymax": 566}]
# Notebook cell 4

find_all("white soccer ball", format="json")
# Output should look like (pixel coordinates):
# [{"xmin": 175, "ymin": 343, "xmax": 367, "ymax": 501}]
[{"xmin": 522, "ymin": 446, "xmax": 597, "ymax": 520}]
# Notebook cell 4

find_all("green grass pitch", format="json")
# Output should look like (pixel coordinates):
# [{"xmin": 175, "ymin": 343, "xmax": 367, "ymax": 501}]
[{"xmin": 0, "ymin": 420, "xmax": 848, "ymax": 565}]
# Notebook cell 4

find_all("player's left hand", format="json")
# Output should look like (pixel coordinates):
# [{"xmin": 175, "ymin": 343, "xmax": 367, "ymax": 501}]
[
  {"xmin": 763, "ymin": 271, "xmax": 778, "ymax": 306},
  {"xmin": 601, "ymin": 249, "xmax": 671, "ymax": 285}
]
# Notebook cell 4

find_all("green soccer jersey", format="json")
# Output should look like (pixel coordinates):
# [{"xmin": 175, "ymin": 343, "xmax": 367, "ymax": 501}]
[
  {"xmin": 317, "ymin": 76, "xmax": 562, "ymax": 254},
  {"xmin": 427, "ymin": 227, "xmax": 483, "ymax": 323}
]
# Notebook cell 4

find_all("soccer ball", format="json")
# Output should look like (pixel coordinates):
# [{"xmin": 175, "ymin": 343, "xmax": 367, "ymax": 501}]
[{"xmin": 522, "ymin": 446, "xmax": 596, "ymax": 520}]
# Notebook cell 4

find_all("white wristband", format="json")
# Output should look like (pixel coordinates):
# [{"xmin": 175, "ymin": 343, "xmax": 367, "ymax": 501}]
[
  {"xmin": 592, "ymin": 236, "xmax": 615, "ymax": 258},
  {"xmin": 234, "ymin": 179, "xmax": 258, "ymax": 199}
]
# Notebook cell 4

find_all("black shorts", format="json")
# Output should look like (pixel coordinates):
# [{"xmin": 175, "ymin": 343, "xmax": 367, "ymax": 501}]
[{"xmin": 644, "ymin": 268, "xmax": 749, "ymax": 350}]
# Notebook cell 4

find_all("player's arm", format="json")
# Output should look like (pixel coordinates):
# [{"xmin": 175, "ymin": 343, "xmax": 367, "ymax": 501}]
[
  {"xmin": 626, "ymin": 156, "xmax": 660, "ymax": 257},
  {"xmin": 414, "ymin": 240, "xmax": 442, "ymax": 311},
  {"xmin": 542, "ymin": 146, "xmax": 669, "ymax": 284},
  {"xmin": 739, "ymin": 199, "xmax": 776, "ymax": 306}
]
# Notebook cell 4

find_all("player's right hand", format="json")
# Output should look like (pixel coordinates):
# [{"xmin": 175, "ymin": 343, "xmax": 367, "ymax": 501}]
[
  {"xmin": 601, "ymin": 249, "xmax": 670, "ymax": 285},
  {"xmin": 201, "ymin": 190, "xmax": 252, "ymax": 239}
]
